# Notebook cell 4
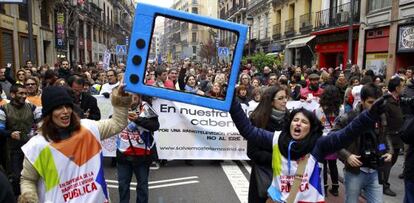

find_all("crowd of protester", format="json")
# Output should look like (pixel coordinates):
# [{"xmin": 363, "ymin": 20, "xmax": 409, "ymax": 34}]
[
  {"xmin": 0, "ymin": 57, "xmax": 413, "ymax": 203},
  {"xmin": 143, "ymin": 58, "xmax": 414, "ymax": 202}
]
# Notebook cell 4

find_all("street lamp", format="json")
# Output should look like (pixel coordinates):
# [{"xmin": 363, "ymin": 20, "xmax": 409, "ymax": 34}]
[{"xmin": 246, "ymin": 15, "xmax": 253, "ymax": 56}]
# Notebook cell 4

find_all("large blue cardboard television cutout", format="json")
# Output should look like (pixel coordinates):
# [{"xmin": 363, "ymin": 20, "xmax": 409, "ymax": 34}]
[{"xmin": 125, "ymin": 3, "xmax": 247, "ymax": 111}]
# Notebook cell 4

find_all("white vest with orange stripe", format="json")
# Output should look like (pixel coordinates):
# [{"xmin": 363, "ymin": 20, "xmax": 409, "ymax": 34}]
[{"xmin": 21, "ymin": 119, "xmax": 109, "ymax": 203}]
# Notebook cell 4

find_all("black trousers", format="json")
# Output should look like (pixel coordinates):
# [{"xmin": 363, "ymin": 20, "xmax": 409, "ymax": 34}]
[
  {"xmin": 323, "ymin": 160, "xmax": 339, "ymax": 186},
  {"xmin": 383, "ymin": 148, "xmax": 400, "ymax": 186}
]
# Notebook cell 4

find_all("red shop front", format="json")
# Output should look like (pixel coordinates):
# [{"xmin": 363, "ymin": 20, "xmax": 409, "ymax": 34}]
[
  {"xmin": 313, "ymin": 26, "xmax": 359, "ymax": 69},
  {"xmin": 396, "ymin": 23, "xmax": 414, "ymax": 70},
  {"xmin": 364, "ymin": 27, "xmax": 389, "ymax": 76}
]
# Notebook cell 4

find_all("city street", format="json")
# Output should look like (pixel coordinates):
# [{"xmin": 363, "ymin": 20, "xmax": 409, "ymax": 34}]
[{"xmin": 103, "ymin": 155, "xmax": 406, "ymax": 203}]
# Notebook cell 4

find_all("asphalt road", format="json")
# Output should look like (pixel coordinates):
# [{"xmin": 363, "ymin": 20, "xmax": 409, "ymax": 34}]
[{"xmin": 103, "ymin": 156, "xmax": 406, "ymax": 203}]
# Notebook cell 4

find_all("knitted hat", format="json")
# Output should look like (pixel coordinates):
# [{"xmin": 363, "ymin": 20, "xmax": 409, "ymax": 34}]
[{"xmin": 41, "ymin": 86, "xmax": 74, "ymax": 117}]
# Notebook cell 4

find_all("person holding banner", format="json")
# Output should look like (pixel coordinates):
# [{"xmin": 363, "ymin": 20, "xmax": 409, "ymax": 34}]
[
  {"xmin": 116, "ymin": 93, "xmax": 159, "ymax": 203},
  {"xmin": 247, "ymin": 85, "xmax": 289, "ymax": 203},
  {"xmin": 229, "ymin": 93, "xmax": 389, "ymax": 202},
  {"xmin": 19, "ymin": 84, "xmax": 132, "ymax": 202}
]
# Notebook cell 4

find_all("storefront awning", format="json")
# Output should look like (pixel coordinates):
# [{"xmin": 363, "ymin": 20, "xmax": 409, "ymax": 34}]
[{"xmin": 286, "ymin": 35, "xmax": 316, "ymax": 49}]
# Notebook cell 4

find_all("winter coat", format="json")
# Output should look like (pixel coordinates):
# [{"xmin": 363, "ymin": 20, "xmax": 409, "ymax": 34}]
[
  {"xmin": 385, "ymin": 94, "xmax": 404, "ymax": 148},
  {"xmin": 247, "ymin": 110, "xmax": 287, "ymax": 203},
  {"xmin": 335, "ymin": 104, "xmax": 394, "ymax": 174}
]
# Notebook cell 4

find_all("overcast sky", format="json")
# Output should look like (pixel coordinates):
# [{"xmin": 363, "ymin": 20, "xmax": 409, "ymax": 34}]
[{"xmin": 135, "ymin": 0, "xmax": 174, "ymax": 8}]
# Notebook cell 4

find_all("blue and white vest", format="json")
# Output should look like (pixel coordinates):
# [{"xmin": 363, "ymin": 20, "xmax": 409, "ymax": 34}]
[{"xmin": 267, "ymin": 131, "xmax": 325, "ymax": 203}]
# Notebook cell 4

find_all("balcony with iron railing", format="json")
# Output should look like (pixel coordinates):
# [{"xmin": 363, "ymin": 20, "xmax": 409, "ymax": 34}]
[
  {"xmin": 271, "ymin": 0, "xmax": 282, "ymax": 7},
  {"xmin": 272, "ymin": 23, "xmax": 281, "ymax": 40},
  {"xmin": 172, "ymin": 23, "xmax": 180, "ymax": 32},
  {"xmin": 172, "ymin": 33, "xmax": 181, "ymax": 42},
  {"xmin": 225, "ymin": 3, "xmax": 247, "ymax": 19},
  {"xmin": 220, "ymin": 9, "xmax": 227, "ymax": 19},
  {"xmin": 248, "ymin": 0, "xmax": 268, "ymax": 10},
  {"xmin": 181, "ymin": 22, "xmax": 189, "ymax": 32},
  {"xmin": 285, "ymin": 18, "xmax": 295, "ymax": 37},
  {"xmin": 314, "ymin": 0, "xmax": 360, "ymax": 30},
  {"xmin": 89, "ymin": 2, "xmax": 102, "ymax": 21},
  {"xmin": 299, "ymin": 13, "xmax": 313, "ymax": 34}
]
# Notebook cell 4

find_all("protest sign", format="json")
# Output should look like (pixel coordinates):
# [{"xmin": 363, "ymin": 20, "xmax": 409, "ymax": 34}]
[
  {"xmin": 94, "ymin": 95, "xmax": 116, "ymax": 157},
  {"xmin": 286, "ymin": 100, "xmax": 320, "ymax": 112},
  {"xmin": 152, "ymin": 99, "xmax": 255, "ymax": 160},
  {"xmin": 99, "ymin": 98, "xmax": 319, "ymax": 159},
  {"xmin": 103, "ymin": 50, "xmax": 111, "ymax": 70}
]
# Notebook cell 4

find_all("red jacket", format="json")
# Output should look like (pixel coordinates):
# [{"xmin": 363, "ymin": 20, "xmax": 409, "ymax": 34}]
[{"xmin": 300, "ymin": 87, "xmax": 324, "ymax": 100}]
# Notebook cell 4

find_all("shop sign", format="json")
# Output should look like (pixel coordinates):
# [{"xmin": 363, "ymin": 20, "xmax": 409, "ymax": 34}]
[
  {"xmin": 55, "ymin": 12, "xmax": 66, "ymax": 49},
  {"xmin": 365, "ymin": 53, "xmax": 387, "ymax": 76},
  {"xmin": 270, "ymin": 43, "xmax": 283, "ymax": 52},
  {"xmin": 0, "ymin": 0, "xmax": 26, "ymax": 3},
  {"xmin": 398, "ymin": 24, "xmax": 414, "ymax": 52},
  {"xmin": 315, "ymin": 31, "xmax": 358, "ymax": 44}
]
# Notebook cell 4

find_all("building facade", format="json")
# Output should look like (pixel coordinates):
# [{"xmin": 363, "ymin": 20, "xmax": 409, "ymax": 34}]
[
  {"xmin": 270, "ymin": 0, "xmax": 322, "ymax": 67},
  {"xmin": 359, "ymin": 0, "xmax": 414, "ymax": 79},
  {"xmin": 0, "ymin": 0, "xmax": 134, "ymax": 73},
  {"xmin": 218, "ymin": 0, "xmax": 248, "ymax": 55},
  {"xmin": 0, "ymin": 1, "xmax": 56, "ymax": 70},
  {"xmin": 163, "ymin": 0, "xmax": 218, "ymax": 61}
]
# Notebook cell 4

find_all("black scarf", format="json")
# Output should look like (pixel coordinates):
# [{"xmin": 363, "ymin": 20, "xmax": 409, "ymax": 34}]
[
  {"xmin": 267, "ymin": 108, "xmax": 287, "ymax": 131},
  {"xmin": 277, "ymin": 130, "xmax": 321, "ymax": 160},
  {"xmin": 55, "ymin": 125, "xmax": 76, "ymax": 141}
]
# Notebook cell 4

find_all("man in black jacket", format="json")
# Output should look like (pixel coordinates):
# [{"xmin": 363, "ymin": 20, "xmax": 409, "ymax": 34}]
[
  {"xmin": 382, "ymin": 76, "xmax": 405, "ymax": 196},
  {"xmin": 336, "ymin": 83, "xmax": 393, "ymax": 203},
  {"xmin": 68, "ymin": 75, "xmax": 101, "ymax": 120},
  {"xmin": 400, "ymin": 113, "xmax": 414, "ymax": 203}
]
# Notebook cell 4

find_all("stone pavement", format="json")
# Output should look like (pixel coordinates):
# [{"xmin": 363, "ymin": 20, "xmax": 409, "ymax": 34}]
[{"xmin": 325, "ymin": 154, "xmax": 405, "ymax": 203}]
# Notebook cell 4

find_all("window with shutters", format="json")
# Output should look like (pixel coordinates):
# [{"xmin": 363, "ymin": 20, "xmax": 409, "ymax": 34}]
[
  {"xmin": 0, "ymin": 30, "xmax": 14, "ymax": 68},
  {"xmin": 0, "ymin": 4, "xmax": 5, "ymax": 14},
  {"xmin": 19, "ymin": 34, "xmax": 38, "ymax": 67},
  {"xmin": 41, "ymin": 0, "xmax": 50, "ymax": 28},
  {"xmin": 368, "ymin": 0, "xmax": 391, "ymax": 12},
  {"xmin": 19, "ymin": 4, "xmax": 28, "ymax": 21}
]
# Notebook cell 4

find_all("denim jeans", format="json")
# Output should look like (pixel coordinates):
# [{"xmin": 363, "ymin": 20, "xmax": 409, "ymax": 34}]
[
  {"xmin": 344, "ymin": 170, "xmax": 382, "ymax": 203},
  {"xmin": 117, "ymin": 159, "xmax": 150, "ymax": 203},
  {"xmin": 405, "ymin": 179, "xmax": 414, "ymax": 203}
]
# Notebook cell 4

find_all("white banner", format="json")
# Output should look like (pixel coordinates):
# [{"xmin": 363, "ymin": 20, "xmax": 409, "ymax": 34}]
[
  {"xmin": 95, "ymin": 95, "xmax": 117, "ymax": 157},
  {"xmin": 99, "ymin": 98, "xmax": 319, "ymax": 159},
  {"xmin": 153, "ymin": 99, "xmax": 256, "ymax": 160},
  {"xmin": 103, "ymin": 50, "xmax": 111, "ymax": 70}
]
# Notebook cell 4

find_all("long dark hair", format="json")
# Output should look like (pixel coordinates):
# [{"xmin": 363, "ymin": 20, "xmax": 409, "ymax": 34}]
[
  {"xmin": 40, "ymin": 111, "xmax": 81, "ymax": 142},
  {"xmin": 319, "ymin": 85, "xmax": 341, "ymax": 116},
  {"xmin": 250, "ymin": 85, "xmax": 289, "ymax": 129}
]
